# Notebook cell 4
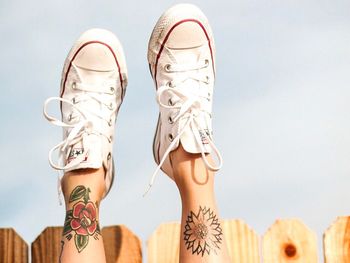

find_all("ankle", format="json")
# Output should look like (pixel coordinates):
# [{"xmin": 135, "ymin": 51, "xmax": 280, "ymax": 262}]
[
  {"xmin": 62, "ymin": 167, "xmax": 106, "ymax": 204},
  {"xmin": 171, "ymin": 144, "xmax": 213, "ymax": 183}
]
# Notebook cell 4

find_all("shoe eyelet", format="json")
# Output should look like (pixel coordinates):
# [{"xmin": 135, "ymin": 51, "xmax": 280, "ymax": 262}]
[
  {"xmin": 164, "ymin": 64, "xmax": 171, "ymax": 72},
  {"xmin": 108, "ymin": 135, "xmax": 113, "ymax": 142},
  {"xmin": 110, "ymin": 87, "xmax": 115, "ymax": 93},
  {"xmin": 167, "ymin": 81, "xmax": 174, "ymax": 88},
  {"xmin": 206, "ymin": 76, "xmax": 210, "ymax": 83},
  {"xmin": 72, "ymin": 98, "xmax": 76, "ymax": 104},
  {"xmin": 108, "ymin": 119, "xmax": 112, "ymax": 127},
  {"xmin": 72, "ymin": 82, "xmax": 77, "ymax": 89},
  {"xmin": 109, "ymin": 103, "xmax": 114, "ymax": 110},
  {"xmin": 205, "ymin": 59, "xmax": 209, "ymax": 66},
  {"xmin": 107, "ymin": 152, "xmax": 111, "ymax": 160},
  {"xmin": 168, "ymin": 98, "xmax": 173, "ymax": 106},
  {"xmin": 207, "ymin": 92, "xmax": 211, "ymax": 101},
  {"xmin": 168, "ymin": 116, "xmax": 173, "ymax": 124},
  {"xmin": 168, "ymin": 133, "xmax": 173, "ymax": 141},
  {"xmin": 68, "ymin": 114, "xmax": 72, "ymax": 121}
]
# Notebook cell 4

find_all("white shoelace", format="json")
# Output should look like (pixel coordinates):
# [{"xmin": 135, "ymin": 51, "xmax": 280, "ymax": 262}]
[
  {"xmin": 144, "ymin": 60, "xmax": 223, "ymax": 195},
  {"xmin": 43, "ymin": 83, "xmax": 116, "ymax": 171},
  {"xmin": 44, "ymin": 84, "xmax": 116, "ymax": 204}
]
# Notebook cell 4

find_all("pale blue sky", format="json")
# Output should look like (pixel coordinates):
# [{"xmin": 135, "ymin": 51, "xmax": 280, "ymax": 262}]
[{"xmin": 1, "ymin": 0, "xmax": 350, "ymax": 259}]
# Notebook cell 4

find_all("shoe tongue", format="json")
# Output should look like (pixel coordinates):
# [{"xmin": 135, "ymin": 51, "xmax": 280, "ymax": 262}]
[
  {"xmin": 66, "ymin": 134, "xmax": 102, "ymax": 170},
  {"xmin": 171, "ymin": 49, "xmax": 202, "ymax": 95},
  {"xmin": 171, "ymin": 47, "xmax": 201, "ymax": 64},
  {"xmin": 73, "ymin": 64, "xmax": 115, "ymax": 92}
]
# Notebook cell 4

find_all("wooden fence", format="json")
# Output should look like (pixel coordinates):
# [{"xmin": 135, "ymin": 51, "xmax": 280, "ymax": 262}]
[{"xmin": 1, "ymin": 217, "xmax": 349, "ymax": 262}]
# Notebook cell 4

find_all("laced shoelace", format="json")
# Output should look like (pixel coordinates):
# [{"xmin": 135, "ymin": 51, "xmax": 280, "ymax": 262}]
[
  {"xmin": 144, "ymin": 59, "xmax": 223, "ymax": 195},
  {"xmin": 43, "ymin": 82, "xmax": 117, "ymax": 171}
]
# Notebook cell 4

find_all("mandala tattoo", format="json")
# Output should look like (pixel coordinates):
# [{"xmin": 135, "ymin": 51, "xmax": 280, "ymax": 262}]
[
  {"xmin": 62, "ymin": 185, "xmax": 101, "ymax": 253},
  {"xmin": 183, "ymin": 206, "xmax": 223, "ymax": 257}
]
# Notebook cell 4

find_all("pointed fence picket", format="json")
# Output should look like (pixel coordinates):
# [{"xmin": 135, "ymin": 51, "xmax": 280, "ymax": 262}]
[
  {"xmin": 222, "ymin": 219, "xmax": 260, "ymax": 263},
  {"xmin": 102, "ymin": 225, "xmax": 142, "ymax": 263},
  {"xmin": 324, "ymin": 216, "xmax": 350, "ymax": 263},
  {"xmin": 147, "ymin": 222, "xmax": 180, "ymax": 263},
  {"xmin": 1, "ymin": 216, "xmax": 350, "ymax": 262},
  {"xmin": 262, "ymin": 219, "xmax": 318, "ymax": 262},
  {"xmin": 30, "ymin": 225, "xmax": 142, "ymax": 263},
  {"xmin": 0, "ymin": 228, "xmax": 28, "ymax": 263}
]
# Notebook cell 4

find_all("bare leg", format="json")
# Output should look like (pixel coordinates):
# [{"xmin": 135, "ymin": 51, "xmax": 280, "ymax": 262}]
[
  {"xmin": 171, "ymin": 145, "xmax": 230, "ymax": 263},
  {"xmin": 59, "ymin": 168, "xmax": 106, "ymax": 263}
]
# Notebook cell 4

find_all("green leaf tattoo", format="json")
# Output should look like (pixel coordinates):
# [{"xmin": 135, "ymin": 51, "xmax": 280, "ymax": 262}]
[
  {"xmin": 63, "ymin": 210, "xmax": 73, "ymax": 235},
  {"xmin": 75, "ymin": 234, "xmax": 89, "ymax": 253},
  {"xmin": 69, "ymin": 185, "xmax": 87, "ymax": 202},
  {"xmin": 83, "ymin": 188, "xmax": 91, "ymax": 204},
  {"xmin": 63, "ymin": 221, "xmax": 72, "ymax": 236},
  {"xmin": 63, "ymin": 185, "xmax": 101, "ymax": 253}
]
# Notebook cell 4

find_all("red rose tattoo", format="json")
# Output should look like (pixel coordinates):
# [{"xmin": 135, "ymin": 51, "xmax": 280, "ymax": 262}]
[
  {"xmin": 71, "ymin": 201, "xmax": 97, "ymax": 236},
  {"xmin": 62, "ymin": 186, "xmax": 101, "ymax": 253}
]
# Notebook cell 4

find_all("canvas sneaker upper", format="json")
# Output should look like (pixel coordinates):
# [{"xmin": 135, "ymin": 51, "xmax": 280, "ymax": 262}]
[
  {"xmin": 44, "ymin": 28, "xmax": 127, "ymax": 198},
  {"xmin": 146, "ymin": 4, "xmax": 223, "ymax": 193}
]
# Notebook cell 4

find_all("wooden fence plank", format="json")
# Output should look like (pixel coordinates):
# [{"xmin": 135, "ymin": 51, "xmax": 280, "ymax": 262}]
[
  {"xmin": 31, "ymin": 225, "xmax": 142, "ymax": 263},
  {"xmin": 222, "ymin": 219, "xmax": 260, "ymax": 263},
  {"xmin": 147, "ymin": 222, "xmax": 180, "ymax": 263},
  {"xmin": 0, "ymin": 228, "xmax": 28, "ymax": 263},
  {"xmin": 147, "ymin": 220, "xmax": 260, "ymax": 263},
  {"xmin": 31, "ymin": 226, "xmax": 62, "ymax": 263},
  {"xmin": 262, "ymin": 219, "xmax": 318, "ymax": 263},
  {"xmin": 102, "ymin": 225, "xmax": 142, "ymax": 263},
  {"xmin": 324, "ymin": 216, "xmax": 350, "ymax": 263}
]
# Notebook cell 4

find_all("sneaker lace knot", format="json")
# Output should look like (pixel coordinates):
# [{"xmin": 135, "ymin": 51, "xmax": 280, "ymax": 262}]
[{"xmin": 43, "ymin": 80, "xmax": 117, "ymax": 171}]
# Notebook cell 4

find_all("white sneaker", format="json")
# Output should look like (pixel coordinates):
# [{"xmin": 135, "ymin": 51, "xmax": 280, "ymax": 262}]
[
  {"xmin": 146, "ymin": 4, "xmax": 222, "ymax": 192},
  {"xmin": 44, "ymin": 28, "xmax": 128, "ymax": 197}
]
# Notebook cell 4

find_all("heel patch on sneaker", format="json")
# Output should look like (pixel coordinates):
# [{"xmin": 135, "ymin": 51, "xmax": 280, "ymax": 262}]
[{"xmin": 68, "ymin": 148, "xmax": 87, "ymax": 163}]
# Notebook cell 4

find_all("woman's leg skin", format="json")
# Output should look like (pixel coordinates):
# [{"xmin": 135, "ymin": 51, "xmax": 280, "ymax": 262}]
[
  {"xmin": 59, "ymin": 168, "xmax": 106, "ymax": 263},
  {"xmin": 171, "ymin": 145, "xmax": 231, "ymax": 263}
]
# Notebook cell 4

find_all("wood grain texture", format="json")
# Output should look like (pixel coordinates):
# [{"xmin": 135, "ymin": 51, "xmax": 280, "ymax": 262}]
[
  {"xmin": 147, "ymin": 220, "xmax": 260, "ymax": 263},
  {"xmin": 222, "ymin": 219, "xmax": 260, "ymax": 263},
  {"xmin": 262, "ymin": 219, "xmax": 318, "ymax": 263},
  {"xmin": 102, "ymin": 225, "xmax": 142, "ymax": 263},
  {"xmin": 0, "ymin": 228, "xmax": 28, "ymax": 263},
  {"xmin": 324, "ymin": 216, "xmax": 350, "ymax": 263},
  {"xmin": 31, "ymin": 226, "xmax": 63, "ymax": 263},
  {"xmin": 147, "ymin": 222, "xmax": 181, "ymax": 263}
]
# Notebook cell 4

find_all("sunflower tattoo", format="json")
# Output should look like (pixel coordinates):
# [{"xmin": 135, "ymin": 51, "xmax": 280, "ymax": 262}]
[{"xmin": 183, "ymin": 206, "xmax": 223, "ymax": 256}]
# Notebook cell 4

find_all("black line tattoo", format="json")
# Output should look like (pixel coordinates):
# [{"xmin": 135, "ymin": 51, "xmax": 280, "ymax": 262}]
[
  {"xmin": 59, "ymin": 240, "xmax": 64, "ymax": 263},
  {"xmin": 183, "ymin": 206, "xmax": 223, "ymax": 257}
]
